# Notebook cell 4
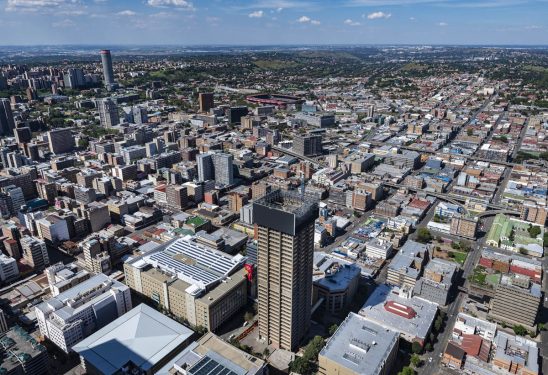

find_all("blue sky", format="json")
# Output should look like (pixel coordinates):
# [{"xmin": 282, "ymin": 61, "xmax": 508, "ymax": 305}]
[{"xmin": 1, "ymin": 0, "xmax": 547, "ymax": 45}]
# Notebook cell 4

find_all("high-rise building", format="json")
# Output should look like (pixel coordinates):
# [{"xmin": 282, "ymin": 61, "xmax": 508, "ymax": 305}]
[
  {"xmin": 97, "ymin": 98, "xmax": 119, "ymax": 128},
  {"xmin": 132, "ymin": 106, "xmax": 148, "ymax": 124},
  {"xmin": 0, "ymin": 98, "xmax": 15, "ymax": 136},
  {"xmin": 48, "ymin": 127, "xmax": 74, "ymax": 155},
  {"xmin": 293, "ymin": 134, "xmax": 323, "ymax": 156},
  {"xmin": 64, "ymin": 68, "xmax": 86, "ymax": 89},
  {"xmin": 253, "ymin": 190, "xmax": 319, "ymax": 350},
  {"xmin": 100, "ymin": 49, "xmax": 116, "ymax": 89},
  {"xmin": 212, "ymin": 153, "xmax": 234, "ymax": 186},
  {"xmin": 196, "ymin": 153, "xmax": 213, "ymax": 182},
  {"xmin": 20, "ymin": 235, "xmax": 50, "ymax": 271},
  {"xmin": 227, "ymin": 106, "xmax": 248, "ymax": 124},
  {"xmin": 166, "ymin": 184, "xmax": 188, "ymax": 210},
  {"xmin": 198, "ymin": 92, "xmax": 215, "ymax": 113}
]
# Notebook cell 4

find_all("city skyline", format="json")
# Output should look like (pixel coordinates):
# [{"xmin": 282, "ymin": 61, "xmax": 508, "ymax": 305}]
[{"xmin": 1, "ymin": 0, "xmax": 547, "ymax": 46}]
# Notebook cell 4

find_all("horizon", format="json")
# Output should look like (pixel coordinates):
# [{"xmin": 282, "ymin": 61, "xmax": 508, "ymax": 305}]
[{"xmin": 1, "ymin": 0, "xmax": 547, "ymax": 46}]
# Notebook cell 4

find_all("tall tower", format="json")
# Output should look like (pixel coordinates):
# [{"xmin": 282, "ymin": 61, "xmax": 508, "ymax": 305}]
[
  {"xmin": 97, "ymin": 98, "xmax": 119, "ymax": 128},
  {"xmin": 253, "ymin": 190, "xmax": 319, "ymax": 350},
  {"xmin": 212, "ymin": 153, "xmax": 234, "ymax": 186},
  {"xmin": 100, "ymin": 49, "xmax": 115, "ymax": 89},
  {"xmin": 196, "ymin": 153, "xmax": 213, "ymax": 182},
  {"xmin": 0, "ymin": 99, "xmax": 15, "ymax": 136}
]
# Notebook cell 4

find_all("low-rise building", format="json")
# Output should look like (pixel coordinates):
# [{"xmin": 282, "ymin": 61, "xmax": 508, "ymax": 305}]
[
  {"xmin": 359, "ymin": 284, "xmax": 437, "ymax": 345},
  {"xmin": 73, "ymin": 304, "xmax": 194, "ymax": 375},
  {"xmin": 318, "ymin": 312, "xmax": 399, "ymax": 375},
  {"xmin": 158, "ymin": 332, "xmax": 267, "ymax": 375},
  {"xmin": 312, "ymin": 253, "xmax": 361, "ymax": 313},
  {"xmin": 365, "ymin": 237, "xmax": 393, "ymax": 260},
  {"xmin": 0, "ymin": 325, "xmax": 49, "ymax": 375}
]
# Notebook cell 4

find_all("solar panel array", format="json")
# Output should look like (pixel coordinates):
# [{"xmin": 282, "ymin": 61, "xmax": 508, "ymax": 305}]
[
  {"xmin": 188, "ymin": 356, "xmax": 239, "ymax": 375},
  {"xmin": 146, "ymin": 238, "xmax": 243, "ymax": 288}
]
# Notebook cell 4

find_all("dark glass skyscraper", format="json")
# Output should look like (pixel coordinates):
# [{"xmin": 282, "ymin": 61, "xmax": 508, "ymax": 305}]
[
  {"xmin": 0, "ymin": 99, "xmax": 15, "ymax": 136},
  {"xmin": 100, "ymin": 50, "xmax": 115, "ymax": 88}
]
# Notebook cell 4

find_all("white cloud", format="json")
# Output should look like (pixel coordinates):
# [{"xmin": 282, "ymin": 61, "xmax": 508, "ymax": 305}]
[
  {"xmin": 117, "ymin": 10, "xmax": 136, "ymax": 16},
  {"xmin": 6, "ymin": 0, "xmax": 74, "ymax": 12},
  {"xmin": 147, "ymin": 0, "xmax": 194, "ymax": 9},
  {"xmin": 409, "ymin": 16, "xmax": 416, "ymax": 20},
  {"xmin": 344, "ymin": 18, "xmax": 361, "ymax": 26},
  {"xmin": 276, "ymin": 7, "xmax": 283, "ymax": 12},
  {"xmin": 51, "ymin": 18, "xmax": 75, "ymax": 27},
  {"xmin": 298, "ymin": 15, "xmax": 320, "ymax": 24},
  {"xmin": 366, "ymin": 11, "xmax": 391, "ymax": 19},
  {"xmin": 437, "ymin": 21, "xmax": 448, "ymax": 26},
  {"xmin": 248, "ymin": 10, "xmax": 264, "ymax": 18}
]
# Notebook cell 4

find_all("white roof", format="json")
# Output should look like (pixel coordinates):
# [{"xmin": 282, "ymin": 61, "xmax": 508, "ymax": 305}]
[{"xmin": 72, "ymin": 304, "xmax": 193, "ymax": 375}]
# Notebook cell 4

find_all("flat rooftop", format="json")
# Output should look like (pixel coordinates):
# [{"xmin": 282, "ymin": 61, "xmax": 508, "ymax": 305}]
[
  {"xmin": 72, "ymin": 304, "xmax": 193, "ymax": 375},
  {"xmin": 127, "ymin": 236, "xmax": 246, "ymax": 290},
  {"xmin": 320, "ymin": 312, "xmax": 399, "ymax": 375},
  {"xmin": 359, "ymin": 284, "xmax": 437, "ymax": 341}
]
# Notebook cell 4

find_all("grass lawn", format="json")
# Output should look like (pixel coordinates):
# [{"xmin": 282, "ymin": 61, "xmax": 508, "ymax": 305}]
[{"xmin": 450, "ymin": 251, "xmax": 467, "ymax": 265}]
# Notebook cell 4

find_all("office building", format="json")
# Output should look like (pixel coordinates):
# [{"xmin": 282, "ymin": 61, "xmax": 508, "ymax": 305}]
[
  {"xmin": 0, "ymin": 253, "xmax": 19, "ymax": 282},
  {"xmin": 0, "ymin": 98, "xmax": 15, "ymax": 136},
  {"xmin": 387, "ymin": 240, "xmax": 429, "ymax": 289},
  {"xmin": 45, "ymin": 262, "xmax": 91, "ymax": 297},
  {"xmin": 212, "ymin": 153, "xmax": 234, "ymax": 186},
  {"xmin": 73, "ymin": 304, "xmax": 193, "ymax": 375},
  {"xmin": 0, "ymin": 325, "xmax": 49, "ymax": 375},
  {"xmin": 0, "ymin": 309, "xmax": 7, "ymax": 333},
  {"xmin": 165, "ymin": 184, "xmax": 188, "ymax": 210},
  {"xmin": 64, "ymin": 68, "xmax": 85, "ymax": 89},
  {"xmin": 198, "ymin": 92, "xmax": 215, "ymax": 113},
  {"xmin": 123, "ymin": 237, "xmax": 248, "ymax": 332},
  {"xmin": 489, "ymin": 275, "xmax": 541, "ymax": 331},
  {"xmin": 520, "ymin": 200, "xmax": 547, "ymax": 226},
  {"xmin": 97, "ymin": 98, "xmax": 119, "ymax": 128},
  {"xmin": 365, "ymin": 237, "xmax": 393, "ymax": 260},
  {"xmin": 450, "ymin": 215, "xmax": 478, "ymax": 239},
  {"xmin": 253, "ymin": 190, "xmax": 319, "ymax": 350},
  {"xmin": 295, "ymin": 112, "xmax": 335, "ymax": 128},
  {"xmin": 227, "ymin": 106, "xmax": 248, "ymax": 124},
  {"xmin": 414, "ymin": 259, "xmax": 457, "ymax": 306},
  {"xmin": 100, "ymin": 49, "xmax": 116, "ymax": 89},
  {"xmin": 35, "ymin": 273, "xmax": 132, "ymax": 353},
  {"xmin": 160, "ymin": 332, "xmax": 267, "ymax": 375},
  {"xmin": 293, "ymin": 134, "xmax": 323, "ymax": 156},
  {"xmin": 312, "ymin": 253, "xmax": 361, "ymax": 314},
  {"xmin": 132, "ymin": 106, "xmax": 148, "ymax": 124},
  {"xmin": 319, "ymin": 313, "xmax": 399, "ymax": 375},
  {"xmin": 81, "ymin": 236, "xmax": 112, "ymax": 275},
  {"xmin": 197, "ymin": 153, "xmax": 214, "ymax": 182},
  {"xmin": 20, "ymin": 235, "xmax": 50, "ymax": 271},
  {"xmin": 47, "ymin": 127, "xmax": 74, "ymax": 155}
]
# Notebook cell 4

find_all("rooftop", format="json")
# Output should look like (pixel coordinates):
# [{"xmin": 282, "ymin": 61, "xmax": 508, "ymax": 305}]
[
  {"xmin": 319, "ymin": 313, "xmax": 399, "ymax": 375},
  {"xmin": 359, "ymin": 284, "xmax": 437, "ymax": 341},
  {"xmin": 73, "ymin": 304, "xmax": 193, "ymax": 375}
]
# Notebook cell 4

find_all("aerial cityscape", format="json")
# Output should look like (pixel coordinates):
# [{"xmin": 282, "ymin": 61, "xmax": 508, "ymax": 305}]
[{"xmin": 0, "ymin": 1, "xmax": 547, "ymax": 375}]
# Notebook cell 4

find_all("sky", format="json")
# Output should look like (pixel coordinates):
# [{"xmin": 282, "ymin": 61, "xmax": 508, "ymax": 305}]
[{"xmin": 1, "ymin": 0, "xmax": 547, "ymax": 46}]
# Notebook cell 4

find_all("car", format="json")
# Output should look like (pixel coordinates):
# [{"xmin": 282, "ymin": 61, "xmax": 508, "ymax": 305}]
[
  {"xmin": 243, "ymin": 321, "xmax": 249, "ymax": 327},
  {"xmin": 229, "ymin": 334, "xmax": 235, "ymax": 340}
]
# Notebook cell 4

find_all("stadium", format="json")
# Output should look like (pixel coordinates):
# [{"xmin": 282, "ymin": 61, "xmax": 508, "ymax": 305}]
[{"xmin": 246, "ymin": 93, "xmax": 304, "ymax": 108}]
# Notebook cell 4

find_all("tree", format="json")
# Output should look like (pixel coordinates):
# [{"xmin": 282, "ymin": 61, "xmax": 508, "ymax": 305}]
[
  {"xmin": 425, "ymin": 343, "xmax": 433, "ymax": 352},
  {"xmin": 528, "ymin": 225, "xmax": 541, "ymax": 238},
  {"xmin": 398, "ymin": 366, "xmax": 416, "ymax": 375},
  {"xmin": 513, "ymin": 325, "xmax": 528, "ymax": 336},
  {"xmin": 410, "ymin": 354, "xmax": 422, "ymax": 368},
  {"xmin": 289, "ymin": 357, "xmax": 310, "ymax": 374},
  {"xmin": 244, "ymin": 312, "xmax": 254, "ymax": 322},
  {"xmin": 411, "ymin": 341, "xmax": 423, "ymax": 354},
  {"xmin": 416, "ymin": 228, "xmax": 432, "ymax": 244},
  {"xmin": 328, "ymin": 324, "xmax": 339, "ymax": 336},
  {"xmin": 467, "ymin": 128, "xmax": 473, "ymax": 136}
]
